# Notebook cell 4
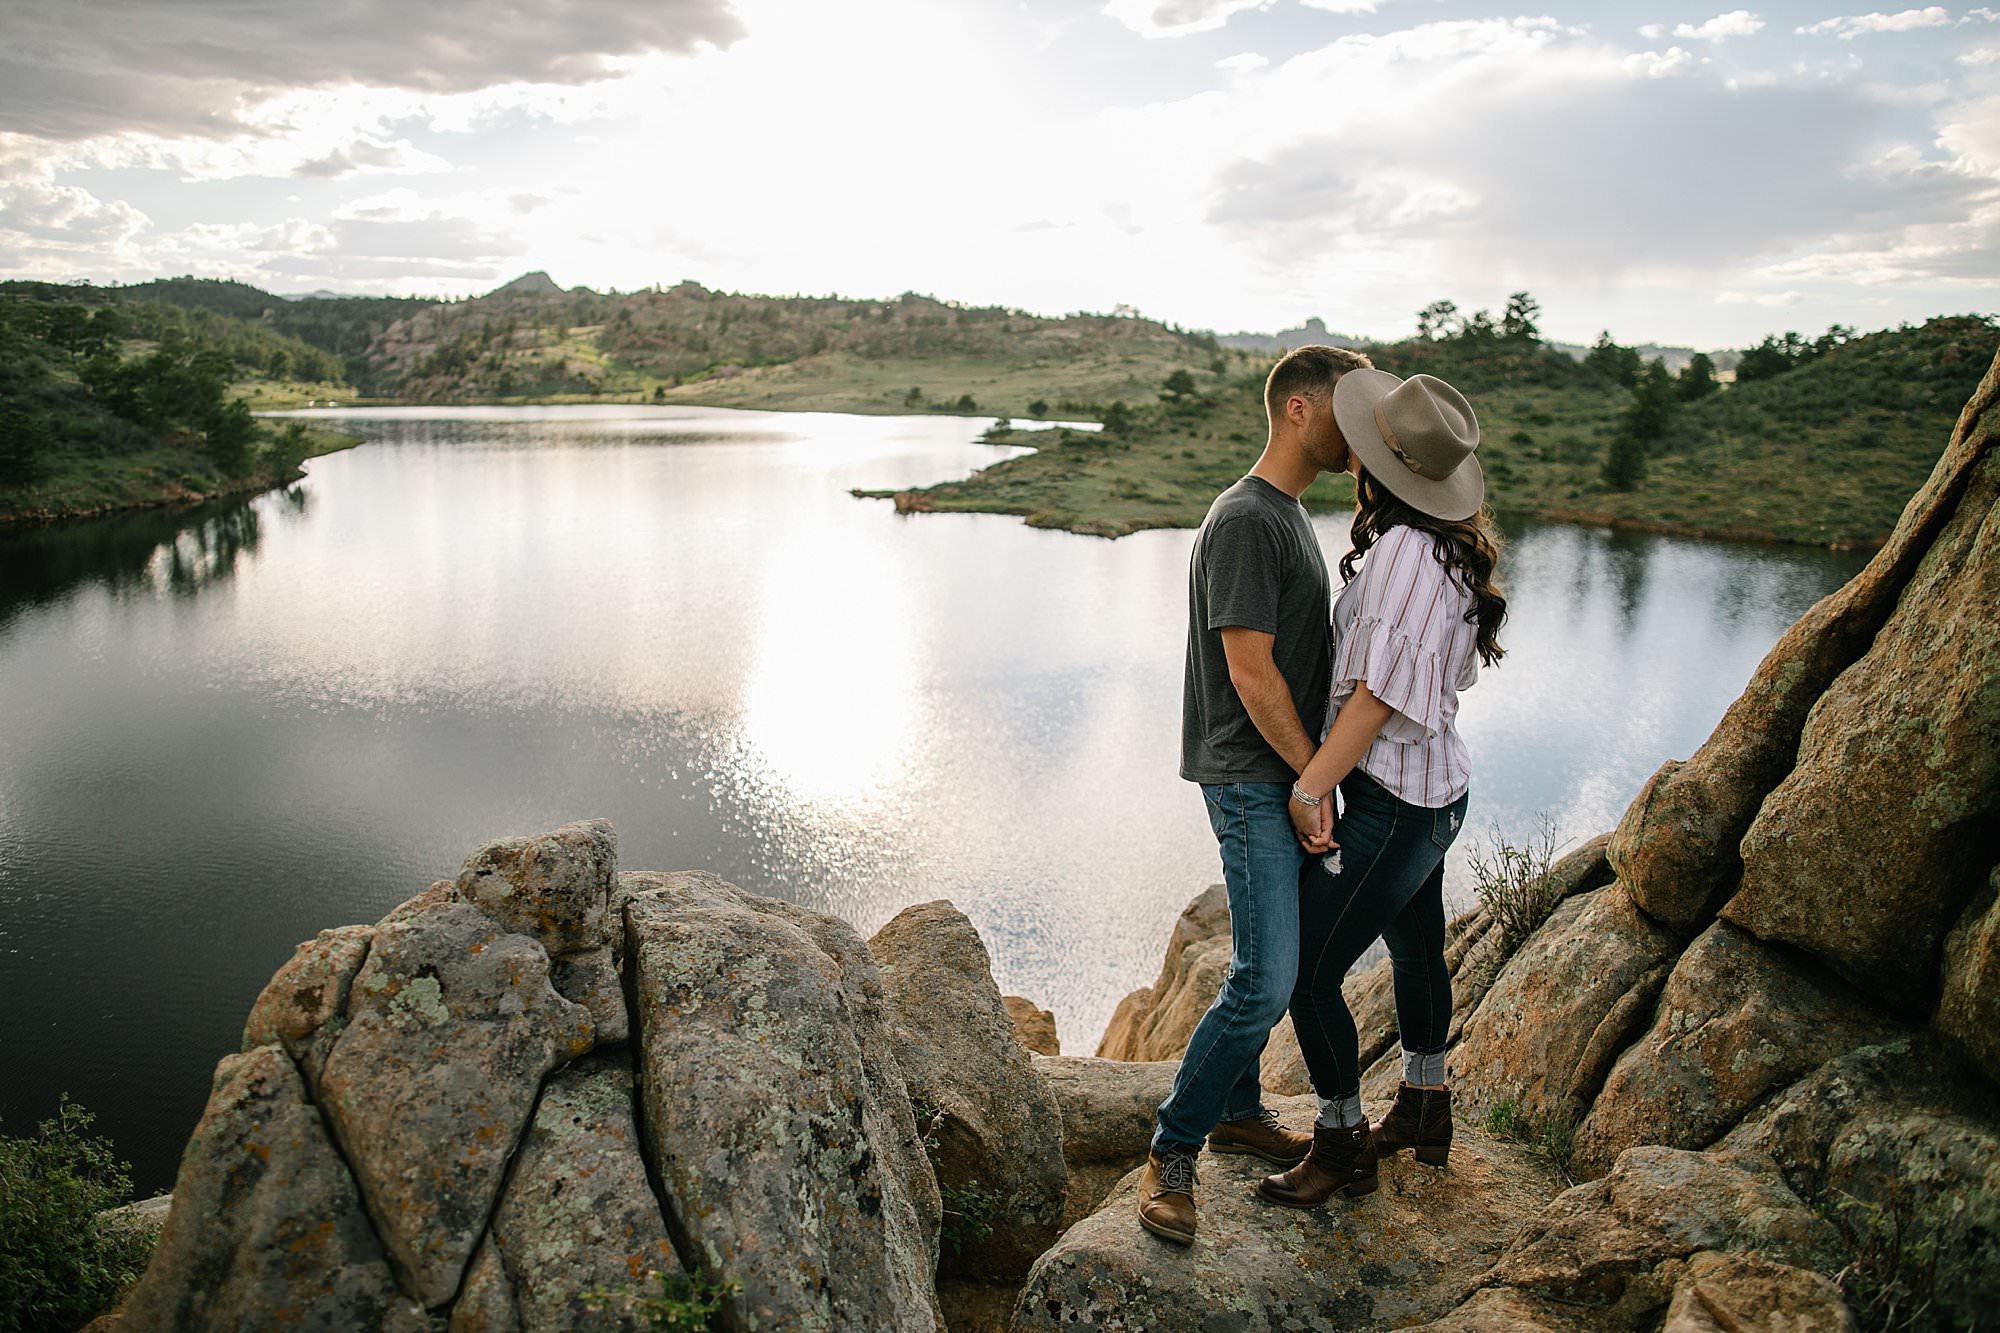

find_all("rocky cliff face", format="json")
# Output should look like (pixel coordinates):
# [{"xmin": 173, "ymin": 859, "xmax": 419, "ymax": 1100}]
[{"xmin": 108, "ymin": 349, "xmax": 1996, "ymax": 1331}]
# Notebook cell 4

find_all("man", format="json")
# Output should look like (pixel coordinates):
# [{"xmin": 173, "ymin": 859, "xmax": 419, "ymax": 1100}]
[{"xmin": 1138, "ymin": 344, "xmax": 1371, "ymax": 1245}]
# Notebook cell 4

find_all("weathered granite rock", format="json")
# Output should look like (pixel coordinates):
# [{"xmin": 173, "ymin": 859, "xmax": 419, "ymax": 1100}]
[
  {"xmin": 466, "ymin": 1054, "xmax": 679, "ymax": 1331},
  {"xmin": 1483, "ymin": 1146, "xmax": 1843, "ymax": 1323},
  {"xmin": 1936, "ymin": 866, "xmax": 2000, "ymax": 1084},
  {"xmin": 625, "ymin": 870, "xmax": 940, "ymax": 1333},
  {"xmin": 1096, "ymin": 884, "xmax": 1373, "ymax": 1098},
  {"xmin": 937, "ymin": 1278, "xmax": 1017, "ymax": 1333},
  {"xmin": 1608, "ymin": 350, "xmax": 2000, "ymax": 935},
  {"xmin": 547, "ymin": 945, "xmax": 626, "ymax": 1045},
  {"xmin": 869, "ymin": 900, "xmax": 1067, "ymax": 1281},
  {"xmin": 239, "ymin": 923, "xmax": 372, "ymax": 1081},
  {"xmin": 95, "ymin": 1193, "xmax": 172, "ymax": 1250},
  {"xmin": 1726, "ymin": 438, "xmax": 2000, "ymax": 1012},
  {"xmin": 1011, "ymin": 1100, "xmax": 1565, "ymax": 1332},
  {"xmin": 1450, "ymin": 882, "xmax": 1679, "ymax": 1131},
  {"xmin": 457, "ymin": 817, "xmax": 616, "ymax": 956},
  {"xmin": 1714, "ymin": 1036, "xmax": 2000, "ymax": 1329},
  {"xmin": 1660, "ymin": 1250, "xmax": 1855, "ymax": 1333},
  {"xmin": 1570, "ymin": 920, "xmax": 1905, "ymax": 1178},
  {"xmin": 317, "ymin": 899, "xmax": 594, "ymax": 1308},
  {"xmin": 451, "ymin": 1241, "xmax": 522, "ymax": 1332},
  {"xmin": 1413, "ymin": 1286, "xmax": 1603, "ymax": 1331},
  {"xmin": 115, "ymin": 1045, "xmax": 426, "ymax": 1331},
  {"xmin": 1031, "ymin": 1055, "xmax": 1179, "ymax": 1230},
  {"xmin": 1002, "ymin": 995, "xmax": 1059, "ymax": 1056}
]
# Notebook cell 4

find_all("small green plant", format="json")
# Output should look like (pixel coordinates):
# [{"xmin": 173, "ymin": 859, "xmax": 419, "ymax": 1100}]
[
  {"xmin": 583, "ymin": 1268, "xmax": 741, "ymax": 1330},
  {"xmin": 939, "ymin": 1181, "xmax": 1001, "ymax": 1257},
  {"xmin": 1481, "ymin": 1096, "xmax": 1577, "ymax": 1185},
  {"xmin": 1469, "ymin": 816, "xmax": 1564, "ymax": 959},
  {"xmin": 0, "ymin": 1095, "xmax": 153, "ymax": 1333},
  {"xmin": 1825, "ymin": 1187, "xmax": 1946, "ymax": 1332}
]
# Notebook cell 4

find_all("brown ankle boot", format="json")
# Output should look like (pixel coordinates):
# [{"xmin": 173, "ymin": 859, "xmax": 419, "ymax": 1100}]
[
  {"xmin": 1137, "ymin": 1149, "xmax": 1199, "ymax": 1245},
  {"xmin": 1255, "ymin": 1122, "xmax": 1378, "ymax": 1207},
  {"xmin": 1371, "ymin": 1083, "xmax": 1452, "ymax": 1166},
  {"xmin": 1206, "ymin": 1108, "xmax": 1311, "ymax": 1166}
]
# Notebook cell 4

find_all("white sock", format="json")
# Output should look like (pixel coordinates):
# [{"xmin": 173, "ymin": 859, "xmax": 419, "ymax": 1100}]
[{"xmin": 1316, "ymin": 1092, "xmax": 1365, "ymax": 1128}]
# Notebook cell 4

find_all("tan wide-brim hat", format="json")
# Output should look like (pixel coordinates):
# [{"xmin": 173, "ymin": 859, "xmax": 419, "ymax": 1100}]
[{"xmin": 1332, "ymin": 369, "xmax": 1485, "ymax": 521}]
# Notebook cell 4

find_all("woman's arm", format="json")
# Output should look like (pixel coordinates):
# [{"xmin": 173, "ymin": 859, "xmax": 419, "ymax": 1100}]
[{"xmin": 1288, "ymin": 681, "xmax": 1394, "ymax": 849}]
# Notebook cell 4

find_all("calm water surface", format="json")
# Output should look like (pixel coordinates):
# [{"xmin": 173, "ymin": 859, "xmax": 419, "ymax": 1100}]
[{"xmin": 0, "ymin": 404, "xmax": 1868, "ymax": 1192}]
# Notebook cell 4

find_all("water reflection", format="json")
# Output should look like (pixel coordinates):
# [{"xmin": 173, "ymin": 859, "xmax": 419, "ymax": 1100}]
[{"xmin": 0, "ymin": 405, "xmax": 1868, "ymax": 1195}]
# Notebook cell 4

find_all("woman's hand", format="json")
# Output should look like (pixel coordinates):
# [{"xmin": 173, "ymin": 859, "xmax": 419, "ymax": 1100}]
[{"xmin": 1290, "ymin": 792, "xmax": 1338, "ymax": 853}]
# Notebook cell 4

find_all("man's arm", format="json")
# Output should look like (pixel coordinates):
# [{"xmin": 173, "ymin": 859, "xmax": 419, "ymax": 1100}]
[{"xmin": 1219, "ymin": 626, "xmax": 1317, "ymax": 776}]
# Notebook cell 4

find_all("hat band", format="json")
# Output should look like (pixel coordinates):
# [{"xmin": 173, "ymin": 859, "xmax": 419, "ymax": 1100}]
[{"xmin": 1374, "ymin": 401, "xmax": 1447, "ymax": 481}]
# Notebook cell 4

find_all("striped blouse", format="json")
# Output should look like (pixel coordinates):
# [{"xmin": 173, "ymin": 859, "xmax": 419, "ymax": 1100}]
[{"xmin": 1324, "ymin": 523, "xmax": 1481, "ymax": 808}]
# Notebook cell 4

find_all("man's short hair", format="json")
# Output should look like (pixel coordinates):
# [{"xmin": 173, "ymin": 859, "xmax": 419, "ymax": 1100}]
[{"xmin": 1264, "ymin": 344, "xmax": 1374, "ymax": 421}]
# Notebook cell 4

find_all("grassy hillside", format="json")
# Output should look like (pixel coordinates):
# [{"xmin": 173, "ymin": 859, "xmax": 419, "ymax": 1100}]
[
  {"xmin": 900, "ymin": 317, "xmax": 1995, "ymax": 548},
  {"xmin": 363, "ymin": 281, "xmax": 1237, "ymax": 415},
  {"xmin": 0, "ymin": 288, "xmax": 361, "ymax": 526}
]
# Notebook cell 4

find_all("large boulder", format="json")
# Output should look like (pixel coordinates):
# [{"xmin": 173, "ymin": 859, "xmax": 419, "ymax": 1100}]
[
  {"xmin": 869, "ymin": 900, "xmax": 1067, "ymax": 1281},
  {"xmin": 1607, "ymin": 351, "xmax": 2000, "ymax": 935},
  {"xmin": 1658, "ymin": 1251, "xmax": 1856, "ymax": 1333},
  {"xmin": 1031, "ymin": 1055, "xmax": 1179, "ymax": 1230},
  {"xmin": 1478, "ymin": 1146, "xmax": 1843, "ymax": 1325},
  {"xmin": 452, "ymin": 1054, "xmax": 679, "ymax": 1330},
  {"xmin": 1724, "ymin": 437, "xmax": 2000, "ymax": 1012},
  {"xmin": 114, "ymin": 1045, "xmax": 426, "ymax": 1331},
  {"xmin": 1713, "ymin": 1036, "xmax": 2000, "ymax": 1329},
  {"xmin": 239, "ymin": 923, "xmax": 373, "ymax": 1081},
  {"xmin": 1450, "ymin": 882, "xmax": 1679, "ymax": 1131},
  {"xmin": 624, "ymin": 871, "xmax": 941, "ymax": 1333},
  {"xmin": 1011, "ymin": 1101, "xmax": 1565, "ymax": 1332},
  {"xmin": 1936, "ymin": 866, "xmax": 2000, "ymax": 1084},
  {"xmin": 1569, "ymin": 920, "xmax": 1905, "ymax": 1178},
  {"xmin": 317, "ymin": 899, "xmax": 594, "ymax": 1308}
]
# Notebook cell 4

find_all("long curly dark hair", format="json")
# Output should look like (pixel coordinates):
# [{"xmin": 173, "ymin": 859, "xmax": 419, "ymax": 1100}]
[{"xmin": 1339, "ymin": 467, "xmax": 1508, "ymax": 667}]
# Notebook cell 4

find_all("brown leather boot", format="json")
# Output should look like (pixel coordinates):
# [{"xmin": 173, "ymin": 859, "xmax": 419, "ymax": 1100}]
[
  {"xmin": 1206, "ymin": 1108, "xmax": 1311, "ymax": 1166},
  {"xmin": 1137, "ymin": 1149, "xmax": 1199, "ymax": 1245},
  {"xmin": 1371, "ymin": 1083, "xmax": 1453, "ymax": 1166},
  {"xmin": 1256, "ymin": 1121, "xmax": 1378, "ymax": 1207}
]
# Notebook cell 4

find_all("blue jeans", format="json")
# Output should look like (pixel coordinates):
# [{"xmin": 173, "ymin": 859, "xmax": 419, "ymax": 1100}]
[
  {"xmin": 1152, "ymin": 781, "xmax": 1306, "ymax": 1154},
  {"xmin": 1290, "ymin": 768, "xmax": 1469, "ymax": 1100}
]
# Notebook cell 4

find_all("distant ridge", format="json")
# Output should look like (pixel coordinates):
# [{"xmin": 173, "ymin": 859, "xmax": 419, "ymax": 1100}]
[
  {"xmin": 486, "ymin": 270, "xmax": 565, "ymax": 298},
  {"xmin": 1217, "ymin": 317, "xmax": 1370, "ymax": 352}
]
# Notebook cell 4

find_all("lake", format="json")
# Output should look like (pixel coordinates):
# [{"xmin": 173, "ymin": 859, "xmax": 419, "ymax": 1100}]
[{"xmin": 0, "ymin": 404, "xmax": 1870, "ymax": 1193}]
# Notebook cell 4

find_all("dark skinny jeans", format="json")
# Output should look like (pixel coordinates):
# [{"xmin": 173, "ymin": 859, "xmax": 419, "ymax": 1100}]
[{"xmin": 1289, "ymin": 767, "xmax": 1468, "ymax": 1101}]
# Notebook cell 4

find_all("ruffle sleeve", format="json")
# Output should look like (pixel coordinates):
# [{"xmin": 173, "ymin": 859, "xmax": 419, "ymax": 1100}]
[{"xmin": 1330, "ymin": 612, "xmax": 1448, "ymax": 743}]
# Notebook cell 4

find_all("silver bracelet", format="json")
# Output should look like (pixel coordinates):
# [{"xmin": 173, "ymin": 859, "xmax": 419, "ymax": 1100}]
[{"xmin": 1290, "ymin": 785, "xmax": 1322, "ymax": 808}]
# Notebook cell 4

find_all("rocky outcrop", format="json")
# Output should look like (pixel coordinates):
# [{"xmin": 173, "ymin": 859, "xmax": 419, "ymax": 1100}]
[
  {"xmin": 625, "ymin": 870, "xmax": 941, "ymax": 1333},
  {"xmin": 116, "ymin": 1045, "xmax": 427, "ymax": 1330},
  {"xmin": 1607, "ymin": 352, "xmax": 1999, "ymax": 935},
  {"xmin": 1724, "ymin": 439, "xmax": 2000, "ymax": 1011},
  {"xmin": 1449, "ymin": 881, "xmax": 1678, "ymax": 1129},
  {"xmin": 1937, "ymin": 866, "xmax": 2000, "ymax": 1082},
  {"xmin": 318, "ymin": 897, "xmax": 594, "ymax": 1307},
  {"xmin": 1568, "ymin": 920, "xmax": 1904, "ymax": 1177},
  {"xmin": 1013, "ymin": 1103, "xmax": 1564, "ymax": 1331},
  {"xmin": 869, "ymin": 901, "xmax": 1067, "ymax": 1282}
]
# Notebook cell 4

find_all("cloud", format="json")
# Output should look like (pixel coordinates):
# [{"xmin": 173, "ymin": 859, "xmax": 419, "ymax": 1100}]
[
  {"xmin": 1102, "ymin": 0, "xmax": 1274, "ymax": 38},
  {"xmin": 1797, "ymin": 8, "xmax": 1951, "ymax": 38},
  {"xmin": 1717, "ymin": 289, "xmax": 1805, "ymax": 305},
  {"xmin": 1639, "ymin": 24, "xmax": 1667, "ymax": 39},
  {"xmin": 0, "ymin": 180, "xmax": 148, "ymax": 242},
  {"xmin": 1962, "ymin": 46, "xmax": 2000, "ymax": 63},
  {"xmin": 1217, "ymin": 52, "xmax": 1271, "ymax": 73},
  {"xmin": 291, "ymin": 136, "xmax": 448, "ymax": 180},
  {"xmin": 0, "ymin": 0, "xmax": 744, "ymax": 141},
  {"xmin": 1625, "ymin": 46, "xmax": 1700, "ymax": 77},
  {"xmin": 1674, "ymin": 11, "xmax": 1765, "ymax": 41}
]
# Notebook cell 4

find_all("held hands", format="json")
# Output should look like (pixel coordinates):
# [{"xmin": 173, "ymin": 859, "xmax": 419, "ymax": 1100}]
[{"xmin": 1289, "ymin": 788, "xmax": 1338, "ymax": 854}]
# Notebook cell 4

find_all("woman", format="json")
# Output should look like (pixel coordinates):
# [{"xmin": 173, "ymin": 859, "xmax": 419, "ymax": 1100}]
[{"xmin": 1256, "ymin": 368, "xmax": 1506, "ymax": 1208}]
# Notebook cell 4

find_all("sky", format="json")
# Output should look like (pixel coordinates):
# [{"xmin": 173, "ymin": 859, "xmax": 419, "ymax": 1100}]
[{"xmin": 1, "ymin": 1, "xmax": 1996, "ymax": 348}]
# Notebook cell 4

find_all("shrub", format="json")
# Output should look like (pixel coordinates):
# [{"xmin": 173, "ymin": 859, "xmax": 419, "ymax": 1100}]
[
  {"xmin": 584, "ymin": 1269, "xmax": 742, "ymax": 1330},
  {"xmin": 1468, "ymin": 816, "xmax": 1563, "ymax": 959},
  {"xmin": 0, "ymin": 1096, "xmax": 152, "ymax": 1333}
]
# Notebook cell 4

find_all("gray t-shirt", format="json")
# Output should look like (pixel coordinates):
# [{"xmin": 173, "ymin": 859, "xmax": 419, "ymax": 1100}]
[{"xmin": 1180, "ymin": 475, "xmax": 1333, "ymax": 784}]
